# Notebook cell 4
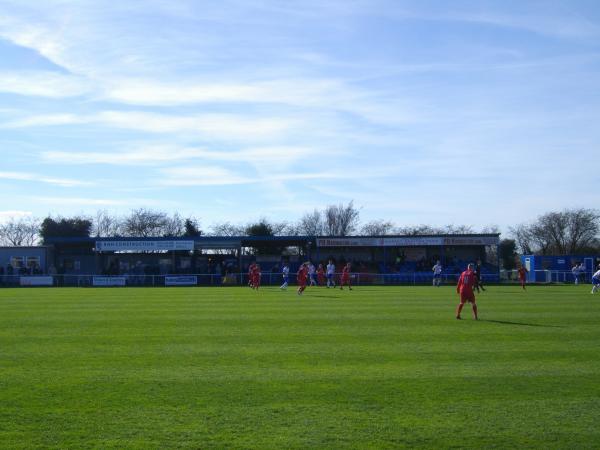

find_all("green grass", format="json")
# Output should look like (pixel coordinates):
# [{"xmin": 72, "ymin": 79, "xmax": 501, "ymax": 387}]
[{"xmin": 1, "ymin": 285, "xmax": 599, "ymax": 449}]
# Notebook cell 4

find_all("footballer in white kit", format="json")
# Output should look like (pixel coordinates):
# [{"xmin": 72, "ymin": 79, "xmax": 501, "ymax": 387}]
[
  {"xmin": 326, "ymin": 260, "xmax": 336, "ymax": 288},
  {"xmin": 591, "ymin": 269, "xmax": 600, "ymax": 294},
  {"xmin": 432, "ymin": 260, "xmax": 443, "ymax": 287},
  {"xmin": 308, "ymin": 263, "xmax": 316, "ymax": 286},
  {"xmin": 280, "ymin": 264, "xmax": 290, "ymax": 290}
]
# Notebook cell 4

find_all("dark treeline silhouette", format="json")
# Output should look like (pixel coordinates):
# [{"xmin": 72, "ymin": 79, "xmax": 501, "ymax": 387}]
[{"xmin": 1, "ymin": 205, "xmax": 599, "ymax": 259}]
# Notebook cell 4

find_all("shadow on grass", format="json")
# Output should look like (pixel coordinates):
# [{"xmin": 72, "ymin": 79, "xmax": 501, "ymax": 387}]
[
  {"xmin": 308, "ymin": 294, "xmax": 343, "ymax": 299},
  {"xmin": 481, "ymin": 319, "xmax": 564, "ymax": 328}
]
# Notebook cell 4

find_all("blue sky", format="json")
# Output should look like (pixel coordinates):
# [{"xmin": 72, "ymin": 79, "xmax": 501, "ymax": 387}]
[{"xmin": 0, "ymin": 0, "xmax": 599, "ymax": 232}]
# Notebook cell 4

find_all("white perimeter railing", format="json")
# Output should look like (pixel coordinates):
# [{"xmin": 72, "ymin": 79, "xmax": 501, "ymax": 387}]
[
  {"xmin": 500, "ymin": 269, "xmax": 597, "ymax": 284},
  {"xmin": 2, "ymin": 271, "xmax": 504, "ymax": 287}
]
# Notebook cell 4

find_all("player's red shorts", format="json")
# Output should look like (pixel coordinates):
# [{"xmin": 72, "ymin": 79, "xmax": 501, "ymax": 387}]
[{"xmin": 459, "ymin": 292, "xmax": 476, "ymax": 304}]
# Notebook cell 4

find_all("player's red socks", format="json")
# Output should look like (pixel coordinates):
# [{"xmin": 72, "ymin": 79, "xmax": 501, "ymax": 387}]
[{"xmin": 456, "ymin": 303, "xmax": 464, "ymax": 319}]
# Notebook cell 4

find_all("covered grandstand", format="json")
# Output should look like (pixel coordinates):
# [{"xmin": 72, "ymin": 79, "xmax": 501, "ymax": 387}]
[{"xmin": 0, "ymin": 233, "xmax": 501, "ymax": 286}]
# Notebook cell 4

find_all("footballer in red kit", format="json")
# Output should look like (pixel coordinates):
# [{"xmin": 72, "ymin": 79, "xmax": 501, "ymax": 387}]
[
  {"xmin": 456, "ymin": 263, "xmax": 478, "ymax": 320},
  {"xmin": 340, "ymin": 262, "xmax": 352, "ymax": 290},
  {"xmin": 252, "ymin": 264, "xmax": 261, "ymax": 290},
  {"xmin": 517, "ymin": 266, "xmax": 528, "ymax": 290},
  {"xmin": 317, "ymin": 264, "xmax": 326, "ymax": 286},
  {"xmin": 248, "ymin": 263, "xmax": 256, "ymax": 288},
  {"xmin": 297, "ymin": 263, "xmax": 308, "ymax": 295}
]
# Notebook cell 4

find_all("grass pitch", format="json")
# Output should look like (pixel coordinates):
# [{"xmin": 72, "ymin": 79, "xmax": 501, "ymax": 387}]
[{"xmin": 1, "ymin": 285, "xmax": 599, "ymax": 449}]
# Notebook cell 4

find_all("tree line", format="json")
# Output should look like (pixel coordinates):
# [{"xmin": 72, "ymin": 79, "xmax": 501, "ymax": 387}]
[{"xmin": 1, "ymin": 204, "xmax": 598, "ymax": 259}]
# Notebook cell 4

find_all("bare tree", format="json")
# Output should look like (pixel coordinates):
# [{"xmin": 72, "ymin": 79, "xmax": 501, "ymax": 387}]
[
  {"xmin": 121, "ymin": 208, "xmax": 170, "ymax": 237},
  {"xmin": 395, "ymin": 225, "xmax": 439, "ymax": 235},
  {"xmin": 442, "ymin": 224, "xmax": 474, "ymax": 234},
  {"xmin": 510, "ymin": 208, "xmax": 599, "ymax": 255},
  {"xmin": 323, "ymin": 201, "xmax": 360, "ymax": 236},
  {"xmin": 361, "ymin": 220, "xmax": 395, "ymax": 236},
  {"xmin": 480, "ymin": 224, "xmax": 501, "ymax": 234},
  {"xmin": 565, "ymin": 208, "xmax": 599, "ymax": 253},
  {"xmin": 297, "ymin": 209, "xmax": 325, "ymax": 236},
  {"xmin": 0, "ymin": 216, "xmax": 40, "ymax": 246},
  {"xmin": 396, "ymin": 224, "xmax": 474, "ymax": 235},
  {"xmin": 509, "ymin": 223, "xmax": 535, "ymax": 254},
  {"xmin": 270, "ymin": 221, "xmax": 293, "ymax": 236},
  {"xmin": 163, "ymin": 212, "xmax": 185, "ymax": 237},
  {"xmin": 92, "ymin": 210, "xmax": 120, "ymax": 237},
  {"xmin": 208, "ymin": 222, "xmax": 246, "ymax": 236}
]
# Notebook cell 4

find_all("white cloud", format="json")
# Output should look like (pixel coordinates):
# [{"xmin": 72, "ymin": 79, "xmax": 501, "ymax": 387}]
[
  {"xmin": 41, "ymin": 144, "xmax": 325, "ymax": 167},
  {"xmin": 0, "ymin": 70, "xmax": 92, "ymax": 98},
  {"xmin": 0, "ymin": 210, "xmax": 33, "ymax": 223},
  {"xmin": 160, "ymin": 166, "xmax": 255, "ymax": 186},
  {"xmin": 3, "ymin": 114, "xmax": 86, "ymax": 128},
  {"xmin": 3, "ymin": 111, "xmax": 297, "ymax": 140},
  {"xmin": 0, "ymin": 171, "xmax": 92, "ymax": 187},
  {"xmin": 441, "ymin": 11, "xmax": 600, "ymax": 40},
  {"xmin": 158, "ymin": 163, "xmax": 396, "ymax": 187},
  {"xmin": 26, "ymin": 196, "xmax": 165, "ymax": 207},
  {"xmin": 42, "ymin": 146, "xmax": 208, "ymax": 165}
]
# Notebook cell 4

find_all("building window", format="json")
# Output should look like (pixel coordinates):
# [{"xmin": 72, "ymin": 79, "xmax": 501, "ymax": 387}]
[
  {"xmin": 26, "ymin": 256, "xmax": 40, "ymax": 268},
  {"xmin": 10, "ymin": 256, "xmax": 25, "ymax": 268}
]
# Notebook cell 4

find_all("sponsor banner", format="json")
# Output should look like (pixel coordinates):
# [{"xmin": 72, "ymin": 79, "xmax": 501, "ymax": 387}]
[
  {"xmin": 93, "ymin": 276, "xmax": 127, "ymax": 286},
  {"xmin": 317, "ymin": 236, "xmax": 499, "ymax": 247},
  {"xmin": 382, "ymin": 237, "xmax": 443, "ymax": 246},
  {"xmin": 165, "ymin": 276, "xmax": 198, "ymax": 286},
  {"xmin": 442, "ymin": 237, "xmax": 499, "ymax": 246},
  {"xmin": 316, "ymin": 238, "xmax": 383, "ymax": 247},
  {"xmin": 316, "ymin": 237, "xmax": 443, "ymax": 247},
  {"xmin": 20, "ymin": 276, "xmax": 54, "ymax": 286},
  {"xmin": 96, "ymin": 240, "xmax": 194, "ymax": 252}
]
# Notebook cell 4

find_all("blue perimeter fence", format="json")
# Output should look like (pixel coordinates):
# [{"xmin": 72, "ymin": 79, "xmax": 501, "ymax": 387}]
[{"xmin": 0, "ymin": 270, "xmax": 594, "ymax": 287}]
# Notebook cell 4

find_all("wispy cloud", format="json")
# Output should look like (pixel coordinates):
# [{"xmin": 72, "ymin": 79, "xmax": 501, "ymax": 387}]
[
  {"xmin": 41, "ymin": 144, "xmax": 325, "ymax": 167},
  {"xmin": 26, "ymin": 195, "xmax": 170, "ymax": 207},
  {"xmin": 0, "ymin": 171, "xmax": 91, "ymax": 187},
  {"xmin": 159, "ymin": 163, "xmax": 401, "ymax": 187},
  {"xmin": 0, "ymin": 70, "xmax": 92, "ymax": 98},
  {"xmin": 0, "ymin": 1, "xmax": 598, "ymax": 228},
  {"xmin": 0, "ymin": 210, "xmax": 33, "ymax": 223},
  {"xmin": 3, "ymin": 111, "xmax": 297, "ymax": 139}
]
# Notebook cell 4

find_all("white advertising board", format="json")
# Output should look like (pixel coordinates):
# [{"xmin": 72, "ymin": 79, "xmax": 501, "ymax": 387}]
[
  {"xmin": 19, "ymin": 276, "xmax": 54, "ymax": 286},
  {"xmin": 316, "ymin": 236, "xmax": 498, "ymax": 247},
  {"xmin": 165, "ymin": 276, "xmax": 198, "ymax": 286},
  {"xmin": 96, "ymin": 240, "xmax": 194, "ymax": 252},
  {"xmin": 93, "ymin": 276, "xmax": 127, "ymax": 286}
]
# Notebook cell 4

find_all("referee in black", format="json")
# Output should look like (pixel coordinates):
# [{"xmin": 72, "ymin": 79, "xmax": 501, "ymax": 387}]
[{"xmin": 474, "ymin": 260, "xmax": 486, "ymax": 292}]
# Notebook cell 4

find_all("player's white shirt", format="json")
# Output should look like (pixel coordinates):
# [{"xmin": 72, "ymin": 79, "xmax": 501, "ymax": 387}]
[
  {"xmin": 308, "ymin": 264, "xmax": 316, "ymax": 274},
  {"xmin": 326, "ymin": 263, "xmax": 335, "ymax": 275},
  {"xmin": 432, "ymin": 263, "xmax": 442, "ymax": 275},
  {"xmin": 593, "ymin": 270, "xmax": 600, "ymax": 279},
  {"xmin": 282, "ymin": 266, "xmax": 289, "ymax": 276},
  {"xmin": 572, "ymin": 266, "xmax": 580, "ymax": 274}
]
